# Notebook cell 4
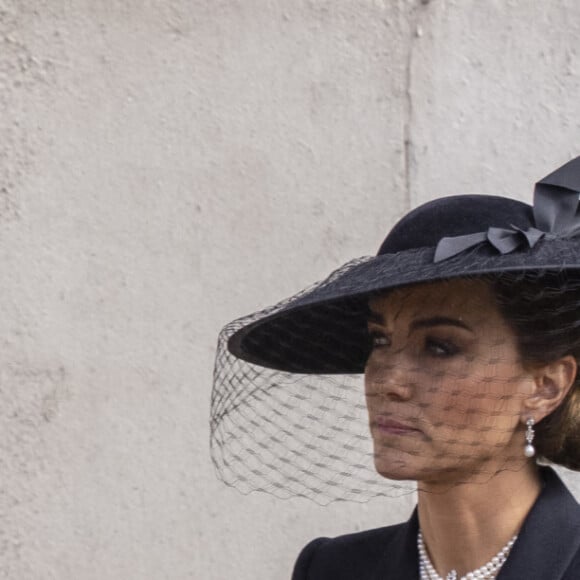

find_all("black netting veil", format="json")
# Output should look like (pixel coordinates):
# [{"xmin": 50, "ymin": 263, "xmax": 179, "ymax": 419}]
[
  {"xmin": 211, "ymin": 262, "xmax": 580, "ymax": 503},
  {"xmin": 210, "ymin": 258, "xmax": 392, "ymax": 503}
]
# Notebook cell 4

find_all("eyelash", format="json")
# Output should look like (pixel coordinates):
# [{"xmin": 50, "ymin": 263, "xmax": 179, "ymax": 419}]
[
  {"xmin": 368, "ymin": 332, "xmax": 460, "ymax": 358},
  {"xmin": 424, "ymin": 337, "xmax": 459, "ymax": 358}
]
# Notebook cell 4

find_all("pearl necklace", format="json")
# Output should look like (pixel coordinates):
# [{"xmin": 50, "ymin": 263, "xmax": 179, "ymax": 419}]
[{"xmin": 417, "ymin": 531, "xmax": 517, "ymax": 580}]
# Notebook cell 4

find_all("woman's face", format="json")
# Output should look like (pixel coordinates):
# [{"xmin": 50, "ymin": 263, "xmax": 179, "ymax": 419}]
[{"xmin": 365, "ymin": 278, "xmax": 535, "ymax": 485}]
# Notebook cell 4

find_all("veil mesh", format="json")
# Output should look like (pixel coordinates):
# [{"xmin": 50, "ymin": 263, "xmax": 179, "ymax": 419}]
[
  {"xmin": 211, "ymin": 265, "xmax": 580, "ymax": 504},
  {"xmin": 210, "ymin": 258, "xmax": 396, "ymax": 503}
]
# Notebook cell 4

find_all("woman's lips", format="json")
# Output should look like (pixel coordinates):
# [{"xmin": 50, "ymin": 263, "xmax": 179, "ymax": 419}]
[{"xmin": 373, "ymin": 417, "xmax": 422, "ymax": 436}]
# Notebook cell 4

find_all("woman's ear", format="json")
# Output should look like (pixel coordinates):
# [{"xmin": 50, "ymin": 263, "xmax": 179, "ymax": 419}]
[{"xmin": 524, "ymin": 355, "xmax": 577, "ymax": 421}]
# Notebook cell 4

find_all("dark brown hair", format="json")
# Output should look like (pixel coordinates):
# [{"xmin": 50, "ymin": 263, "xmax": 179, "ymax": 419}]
[{"xmin": 493, "ymin": 272, "xmax": 580, "ymax": 471}]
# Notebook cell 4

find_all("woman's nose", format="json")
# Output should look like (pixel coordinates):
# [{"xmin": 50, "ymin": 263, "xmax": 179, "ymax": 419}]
[{"xmin": 365, "ymin": 356, "xmax": 414, "ymax": 402}]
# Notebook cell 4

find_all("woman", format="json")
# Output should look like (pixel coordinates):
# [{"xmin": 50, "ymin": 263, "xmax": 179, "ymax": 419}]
[{"xmin": 211, "ymin": 157, "xmax": 580, "ymax": 579}]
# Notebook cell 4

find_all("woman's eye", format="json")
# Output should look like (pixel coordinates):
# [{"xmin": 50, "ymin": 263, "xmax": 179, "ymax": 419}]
[
  {"xmin": 369, "ymin": 333, "xmax": 390, "ymax": 349},
  {"xmin": 425, "ymin": 337, "xmax": 459, "ymax": 358}
]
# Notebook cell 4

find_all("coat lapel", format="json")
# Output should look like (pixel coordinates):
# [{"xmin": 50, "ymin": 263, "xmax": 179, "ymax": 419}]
[
  {"xmin": 371, "ymin": 509, "xmax": 420, "ymax": 580},
  {"xmin": 499, "ymin": 467, "xmax": 580, "ymax": 580}
]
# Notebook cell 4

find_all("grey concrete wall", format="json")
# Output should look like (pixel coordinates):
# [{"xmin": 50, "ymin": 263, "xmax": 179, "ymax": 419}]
[{"xmin": 2, "ymin": 1, "xmax": 580, "ymax": 578}]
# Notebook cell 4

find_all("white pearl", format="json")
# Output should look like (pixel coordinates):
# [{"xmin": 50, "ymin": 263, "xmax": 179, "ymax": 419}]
[
  {"xmin": 524, "ymin": 444, "xmax": 536, "ymax": 457},
  {"xmin": 418, "ymin": 532, "xmax": 517, "ymax": 580}
]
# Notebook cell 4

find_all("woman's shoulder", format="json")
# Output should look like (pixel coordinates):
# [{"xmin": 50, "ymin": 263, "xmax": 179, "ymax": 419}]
[
  {"xmin": 291, "ymin": 520, "xmax": 413, "ymax": 580},
  {"xmin": 303, "ymin": 520, "xmax": 406, "ymax": 553}
]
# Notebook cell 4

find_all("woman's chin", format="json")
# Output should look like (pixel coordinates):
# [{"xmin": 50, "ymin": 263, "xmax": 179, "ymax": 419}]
[
  {"xmin": 373, "ymin": 451, "xmax": 464, "ymax": 484},
  {"xmin": 373, "ymin": 452, "xmax": 422, "ymax": 481}
]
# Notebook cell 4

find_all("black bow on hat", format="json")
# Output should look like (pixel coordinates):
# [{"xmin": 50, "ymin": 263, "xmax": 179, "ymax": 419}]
[{"xmin": 434, "ymin": 157, "xmax": 580, "ymax": 263}]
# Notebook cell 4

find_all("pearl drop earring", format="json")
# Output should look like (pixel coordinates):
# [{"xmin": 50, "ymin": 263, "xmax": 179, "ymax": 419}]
[{"xmin": 524, "ymin": 417, "xmax": 536, "ymax": 458}]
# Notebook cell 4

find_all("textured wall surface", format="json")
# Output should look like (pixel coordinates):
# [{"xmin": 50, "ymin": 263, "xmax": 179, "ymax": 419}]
[{"xmin": 2, "ymin": 1, "xmax": 580, "ymax": 579}]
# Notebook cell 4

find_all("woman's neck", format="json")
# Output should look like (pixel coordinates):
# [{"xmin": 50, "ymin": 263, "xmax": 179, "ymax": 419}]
[{"xmin": 417, "ymin": 463, "xmax": 541, "ymax": 578}]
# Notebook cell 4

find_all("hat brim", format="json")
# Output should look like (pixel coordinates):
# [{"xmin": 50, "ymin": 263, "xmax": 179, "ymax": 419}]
[{"xmin": 228, "ymin": 238, "xmax": 580, "ymax": 374}]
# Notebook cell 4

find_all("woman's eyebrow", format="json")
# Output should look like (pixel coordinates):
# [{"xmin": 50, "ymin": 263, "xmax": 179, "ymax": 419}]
[{"xmin": 410, "ymin": 316, "xmax": 473, "ymax": 333}]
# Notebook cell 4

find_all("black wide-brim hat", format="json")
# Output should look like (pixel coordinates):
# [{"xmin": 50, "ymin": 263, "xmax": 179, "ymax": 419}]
[{"xmin": 228, "ymin": 157, "xmax": 580, "ymax": 375}]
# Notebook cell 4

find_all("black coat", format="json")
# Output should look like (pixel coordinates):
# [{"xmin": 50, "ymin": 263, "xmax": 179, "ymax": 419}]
[{"xmin": 292, "ymin": 468, "xmax": 580, "ymax": 580}]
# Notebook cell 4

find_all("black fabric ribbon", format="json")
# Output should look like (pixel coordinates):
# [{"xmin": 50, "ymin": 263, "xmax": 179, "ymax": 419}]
[{"xmin": 434, "ymin": 157, "xmax": 580, "ymax": 263}]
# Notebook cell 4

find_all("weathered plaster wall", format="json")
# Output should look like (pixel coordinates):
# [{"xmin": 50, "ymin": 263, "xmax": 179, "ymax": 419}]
[{"xmin": 1, "ymin": 1, "xmax": 580, "ymax": 579}]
